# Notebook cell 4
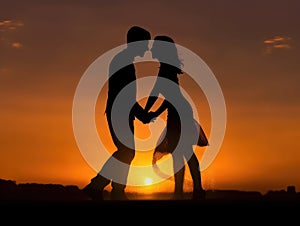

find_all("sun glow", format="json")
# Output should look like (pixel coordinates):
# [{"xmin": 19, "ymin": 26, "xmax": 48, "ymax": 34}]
[{"xmin": 144, "ymin": 177, "xmax": 153, "ymax": 185}]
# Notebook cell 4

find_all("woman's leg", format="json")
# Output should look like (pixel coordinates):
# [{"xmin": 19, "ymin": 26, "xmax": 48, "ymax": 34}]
[
  {"xmin": 172, "ymin": 152, "xmax": 185, "ymax": 197},
  {"xmin": 186, "ymin": 151, "xmax": 202, "ymax": 190},
  {"xmin": 185, "ymin": 149, "xmax": 206, "ymax": 200}
]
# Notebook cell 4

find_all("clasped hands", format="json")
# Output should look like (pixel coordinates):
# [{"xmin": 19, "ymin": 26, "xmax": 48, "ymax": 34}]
[{"xmin": 140, "ymin": 109, "xmax": 158, "ymax": 124}]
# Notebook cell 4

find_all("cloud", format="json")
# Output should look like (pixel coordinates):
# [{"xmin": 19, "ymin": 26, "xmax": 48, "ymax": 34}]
[
  {"xmin": 11, "ymin": 42, "xmax": 23, "ymax": 48},
  {"xmin": 0, "ymin": 20, "xmax": 12, "ymax": 26},
  {"xmin": 273, "ymin": 43, "xmax": 290, "ymax": 49},
  {"xmin": 0, "ymin": 20, "xmax": 23, "ymax": 30},
  {"xmin": 0, "ymin": 19, "xmax": 24, "ymax": 49},
  {"xmin": 263, "ymin": 35, "xmax": 291, "ymax": 54}
]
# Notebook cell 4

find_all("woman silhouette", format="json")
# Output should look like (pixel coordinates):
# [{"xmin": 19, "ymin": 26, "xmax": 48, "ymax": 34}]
[{"xmin": 144, "ymin": 35, "xmax": 208, "ymax": 200}]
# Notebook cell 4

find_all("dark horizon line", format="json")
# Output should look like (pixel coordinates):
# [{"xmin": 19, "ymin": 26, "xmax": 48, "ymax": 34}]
[
  {"xmin": 1, "ymin": 177, "xmax": 299, "ymax": 202},
  {"xmin": 0, "ymin": 177, "xmax": 298, "ymax": 193}
]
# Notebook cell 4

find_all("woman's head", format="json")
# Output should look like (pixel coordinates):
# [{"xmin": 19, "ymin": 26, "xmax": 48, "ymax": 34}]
[
  {"xmin": 151, "ymin": 35, "xmax": 183, "ymax": 74},
  {"xmin": 127, "ymin": 26, "xmax": 151, "ymax": 43}
]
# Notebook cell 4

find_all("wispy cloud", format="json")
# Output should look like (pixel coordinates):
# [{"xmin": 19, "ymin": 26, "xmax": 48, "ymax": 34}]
[
  {"xmin": 0, "ymin": 20, "xmax": 24, "ymax": 30},
  {"xmin": 0, "ymin": 19, "xmax": 24, "ymax": 49},
  {"xmin": 11, "ymin": 42, "xmax": 23, "ymax": 48},
  {"xmin": 263, "ymin": 35, "xmax": 291, "ymax": 54}
]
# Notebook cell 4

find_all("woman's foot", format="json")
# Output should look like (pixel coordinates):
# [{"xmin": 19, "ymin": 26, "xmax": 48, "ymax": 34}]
[
  {"xmin": 111, "ymin": 189, "xmax": 129, "ymax": 200},
  {"xmin": 172, "ymin": 191, "xmax": 185, "ymax": 200},
  {"xmin": 192, "ymin": 189, "xmax": 206, "ymax": 200}
]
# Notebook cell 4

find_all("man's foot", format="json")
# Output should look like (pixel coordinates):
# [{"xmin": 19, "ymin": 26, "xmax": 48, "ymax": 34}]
[
  {"xmin": 82, "ymin": 174, "xmax": 110, "ymax": 201},
  {"xmin": 110, "ymin": 189, "xmax": 128, "ymax": 200},
  {"xmin": 172, "ymin": 191, "xmax": 185, "ymax": 200},
  {"xmin": 82, "ymin": 185, "xmax": 104, "ymax": 201},
  {"xmin": 192, "ymin": 189, "xmax": 206, "ymax": 201}
]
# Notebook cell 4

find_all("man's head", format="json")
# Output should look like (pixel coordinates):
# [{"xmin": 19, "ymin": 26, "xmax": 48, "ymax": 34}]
[
  {"xmin": 126, "ymin": 26, "xmax": 151, "ymax": 57},
  {"xmin": 127, "ymin": 26, "xmax": 151, "ymax": 43}
]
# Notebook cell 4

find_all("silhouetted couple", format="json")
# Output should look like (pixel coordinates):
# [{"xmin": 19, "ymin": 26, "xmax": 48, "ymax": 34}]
[{"xmin": 83, "ymin": 26, "xmax": 208, "ymax": 201}]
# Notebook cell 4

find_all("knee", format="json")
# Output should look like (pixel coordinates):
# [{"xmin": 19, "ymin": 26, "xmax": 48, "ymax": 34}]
[
  {"xmin": 126, "ymin": 149, "xmax": 135, "ymax": 162},
  {"xmin": 112, "ymin": 148, "xmax": 135, "ymax": 164},
  {"xmin": 118, "ymin": 149, "xmax": 135, "ymax": 164}
]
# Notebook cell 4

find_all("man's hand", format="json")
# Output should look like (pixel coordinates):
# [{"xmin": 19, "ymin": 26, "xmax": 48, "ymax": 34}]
[
  {"xmin": 140, "ymin": 110, "xmax": 157, "ymax": 124},
  {"xmin": 148, "ymin": 111, "xmax": 157, "ymax": 123}
]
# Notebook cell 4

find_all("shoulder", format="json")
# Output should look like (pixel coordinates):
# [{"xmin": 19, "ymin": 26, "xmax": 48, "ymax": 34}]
[
  {"xmin": 109, "ymin": 50, "xmax": 133, "ymax": 74},
  {"xmin": 158, "ymin": 67, "xmax": 179, "ymax": 83},
  {"xmin": 109, "ymin": 51, "xmax": 124, "ymax": 68}
]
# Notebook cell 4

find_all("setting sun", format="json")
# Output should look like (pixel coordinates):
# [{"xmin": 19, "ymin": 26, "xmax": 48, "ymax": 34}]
[{"xmin": 144, "ymin": 177, "xmax": 153, "ymax": 185}]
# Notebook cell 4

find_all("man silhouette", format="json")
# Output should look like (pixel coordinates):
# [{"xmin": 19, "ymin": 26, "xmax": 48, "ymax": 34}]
[{"xmin": 83, "ymin": 26, "xmax": 151, "ymax": 200}]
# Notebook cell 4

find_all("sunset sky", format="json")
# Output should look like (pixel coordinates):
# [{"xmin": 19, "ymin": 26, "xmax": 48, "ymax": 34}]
[{"xmin": 1, "ymin": 0, "xmax": 299, "ymax": 195}]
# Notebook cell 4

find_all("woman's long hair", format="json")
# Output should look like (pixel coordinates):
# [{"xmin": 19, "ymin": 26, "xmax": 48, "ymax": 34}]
[{"xmin": 154, "ymin": 35, "xmax": 183, "ymax": 75}]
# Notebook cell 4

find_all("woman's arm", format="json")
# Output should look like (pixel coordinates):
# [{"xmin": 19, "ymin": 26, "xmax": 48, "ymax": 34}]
[
  {"xmin": 144, "ymin": 99, "xmax": 168, "ymax": 123},
  {"xmin": 144, "ymin": 80, "xmax": 168, "ymax": 119},
  {"xmin": 144, "ymin": 80, "xmax": 160, "ymax": 112},
  {"xmin": 153, "ymin": 100, "xmax": 168, "ymax": 116},
  {"xmin": 144, "ymin": 96, "xmax": 158, "ymax": 112}
]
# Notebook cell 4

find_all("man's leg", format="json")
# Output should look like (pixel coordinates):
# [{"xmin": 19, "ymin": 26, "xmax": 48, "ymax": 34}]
[
  {"xmin": 110, "ymin": 146, "xmax": 135, "ymax": 200},
  {"xmin": 103, "ymin": 115, "xmax": 135, "ymax": 199},
  {"xmin": 82, "ymin": 172, "xmax": 110, "ymax": 200},
  {"xmin": 83, "ymin": 145, "xmax": 135, "ymax": 200}
]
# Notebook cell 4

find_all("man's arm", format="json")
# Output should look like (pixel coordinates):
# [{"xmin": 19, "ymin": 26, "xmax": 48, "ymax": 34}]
[
  {"xmin": 132, "ymin": 102, "xmax": 144, "ymax": 119},
  {"xmin": 132, "ymin": 101, "xmax": 159, "ymax": 123}
]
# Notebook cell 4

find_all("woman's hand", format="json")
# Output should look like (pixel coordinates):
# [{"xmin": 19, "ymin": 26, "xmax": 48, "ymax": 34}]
[{"xmin": 140, "ymin": 110, "xmax": 157, "ymax": 124}]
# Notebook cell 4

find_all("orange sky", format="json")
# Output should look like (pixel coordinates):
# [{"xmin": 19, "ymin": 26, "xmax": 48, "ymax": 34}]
[{"xmin": 0, "ymin": 0, "xmax": 300, "ymax": 195}]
